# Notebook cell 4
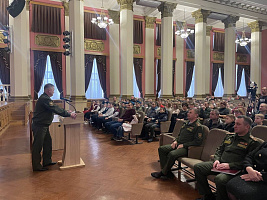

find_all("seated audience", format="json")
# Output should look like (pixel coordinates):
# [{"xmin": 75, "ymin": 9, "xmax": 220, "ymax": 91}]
[
  {"xmin": 151, "ymin": 108, "xmax": 204, "ymax": 179},
  {"xmin": 199, "ymin": 102, "xmax": 211, "ymax": 120},
  {"xmin": 255, "ymin": 103, "xmax": 267, "ymax": 119},
  {"xmin": 222, "ymin": 114, "xmax": 235, "ymax": 132},
  {"xmin": 168, "ymin": 102, "xmax": 188, "ymax": 133},
  {"xmin": 226, "ymin": 142, "xmax": 267, "ymax": 200},
  {"xmin": 218, "ymin": 101, "xmax": 231, "ymax": 118},
  {"xmin": 143, "ymin": 106, "xmax": 168, "ymax": 142},
  {"xmin": 140, "ymin": 102, "xmax": 158, "ymax": 138},
  {"xmin": 194, "ymin": 116, "xmax": 261, "ymax": 200},
  {"xmin": 84, "ymin": 100, "xmax": 100, "ymax": 122},
  {"xmin": 203, "ymin": 109, "xmax": 224, "ymax": 130}
]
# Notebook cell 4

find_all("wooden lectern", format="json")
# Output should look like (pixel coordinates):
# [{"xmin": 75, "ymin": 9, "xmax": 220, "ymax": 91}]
[{"xmin": 58, "ymin": 113, "xmax": 85, "ymax": 170}]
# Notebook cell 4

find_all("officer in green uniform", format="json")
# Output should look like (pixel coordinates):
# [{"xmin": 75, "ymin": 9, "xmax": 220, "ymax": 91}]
[
  {"xmin": 32, "ymin": 83, "xmax": 77, "ymax": 171},
  {"xmin": 194, "ymin": 115, "xmax": 261, "ymax": 200},
  {"xmin": 151, "ymin": 108, "xmax": 204, "ymax": 179}
]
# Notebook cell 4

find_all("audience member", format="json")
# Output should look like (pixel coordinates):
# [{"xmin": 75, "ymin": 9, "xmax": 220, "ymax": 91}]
[
  {"xmin": 203, "ymin": 109, "xmax": 224, "ymax": 130},
  {"xmin": 222, "ymin": 114, "xmax": 235, "ymax": 132},
  {"xmin": 252, "ymin": 114, "xmax": 265, "ymax": 128},
  {"xmin": 257, "ymin": 87, "xmax": 267, "ymax": 111}
]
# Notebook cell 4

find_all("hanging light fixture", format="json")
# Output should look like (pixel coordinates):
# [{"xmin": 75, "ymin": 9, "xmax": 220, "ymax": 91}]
[
  {"xmin": 235, "ymin": 20, "xmax": 251, "ymax": 47},
  {"xmin": 175, "ymin": 9, "xmax": 194, "ymax": 39},
  {"xmin": 91, "ymin": 0, "xmax": 114, "ymax": 29}
]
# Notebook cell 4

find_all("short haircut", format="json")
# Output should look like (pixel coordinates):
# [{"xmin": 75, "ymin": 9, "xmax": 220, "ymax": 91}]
[
  {"xmin": 182, "ymin": 102, "xmax": 188, "ymax": 108},
  {"xmin": 255, "ymin": 114, "xmax": 264, "ymax": 120},
  {"xmin": 191, "ymin": 108, "xmax": 199, "ymax": 115},
  {"xmin": 226, "ymin": 114, "xmax": 235, "ymax": 121},
  {"xmin": 211, "ymin": 109, "xmax": 219, "ymax": 115},
  {"xmin": 237, "ymin": 115, "xmax": 252, "ymax": 127},
  {"xmin": 44, "ymin": 83, "xmax": 54, "ymax": 90}
]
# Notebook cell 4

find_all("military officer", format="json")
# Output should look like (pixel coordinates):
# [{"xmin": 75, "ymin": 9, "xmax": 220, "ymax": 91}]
[
  {"xmin": 32, "ymin": 83, "xmax": 77, "ymax": 171},
  {"xmin": 194, "ymin": 115, "xmax": 261, "ymax": 200},
  {"xmin": 151, "ymin": 108, "xmax": 204, "ymax": 179}
]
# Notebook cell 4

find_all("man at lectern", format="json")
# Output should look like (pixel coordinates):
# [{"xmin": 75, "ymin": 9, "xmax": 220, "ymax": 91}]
[{"xmin": 32, "ymin": 83, "xmax": 77, "ymax": 171}]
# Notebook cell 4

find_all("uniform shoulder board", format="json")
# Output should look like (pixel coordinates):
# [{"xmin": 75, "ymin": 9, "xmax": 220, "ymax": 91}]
[
  {"xmin": 249, "ymin": 135, "xmax": 259, "ymax": 141},
  {"xmin": 196, "ymin": 122, "xmax": 201, "ymax": 126}
]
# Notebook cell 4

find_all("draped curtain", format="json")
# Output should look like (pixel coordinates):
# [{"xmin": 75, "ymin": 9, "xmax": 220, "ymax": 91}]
[
  {"xmin": 156, "ymin": 59, "xmax": 161, "ymax": 97},
  {"xmin": 33, "ymin": 51, "xmax": 49, "ymax": 99},
  {"xmin": 212, "ymin": 63, "xmax": 224, "ymax": 95},
  {"xmin": 133, "ymin": 58, "xmax": 143, "ymax": 97},
  {"xmin": 49, "ymin": 52, "xmax": 63, "ymax": 98},
  {"xmin": 186, "ymin": 33, "xmax": 195, "ymax": 49},
  {"xmin": 185, "ymin": 61, "xmax": 195, "ymax": 96},
  {"xmin": 133, "ymin": 20, "xmax": 143, "ymax": 44},
  {"xmin": 0, "ymin": 0, "xmax": 9, "ymax": 29},
  {"xmin": 84, "ymin": 54, "xmax": 95, "ymax": 92},
  {"xmin": 213, "ymin": 32, "xmax": 225, "ymax": 52},
  {"xmin": 95, "ymin": 55, "xmax": 107, "ymax": 98},
  {"xmin": 0, "ymin": 49, "xmax": 10, "ymax": 85},
  {"xmin": 31, "ymin": 4, "xmax": 62, "ymax": 35},
  {"xmin": 172, "ymin": 60, "xmax": 176, "ymax": 96},
  {"xmin": 156, "ymin": 24, "xmax": 161, "ymax": 46},
  {"xmin": 84, "ymin": 12, "xmax": 106, "ymax": 40},
  {"xmin": 236, "ymin": 65, "xmax": 250, "ymax": 92}
]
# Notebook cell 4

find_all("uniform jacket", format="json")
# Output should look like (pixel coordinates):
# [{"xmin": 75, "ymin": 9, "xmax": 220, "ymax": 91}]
[
  {"xmin": 223, "ymin": 121, "xmax": 235, "ymax": 132},
  {"xmin": 33, "ymin": 93, "xmax": 70, "ymax": 126},
  {"xmin": 214, "ymin": 133, "xmax": 261, "ymax": 170},
  {"xmin": 204, "ymin": 118, "xmax": 224, "ymax": 130}
]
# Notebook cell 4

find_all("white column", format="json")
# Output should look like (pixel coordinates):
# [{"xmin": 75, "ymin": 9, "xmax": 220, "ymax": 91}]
[
  {"xmin": 9, "ymin": 2, "xmax": 30, "ymax": 101},
  {"xmin": 192, "ymin": 9, "xmax": 210, "ymax": 98},
  {"xmin": 108, "ymin": 10, "xmax": 120, "ymax": 98},
  {"xmin": 63, "ymin": 1, "xmax": 70, "ymax": 98},
  {"xmin": 222, "ymin": 16, "xmax": 239, "ymax": 97},
  {"xmin": 118, "ymin": 0, "xmax": 134, "ymax": 99},
  {"xmin": 175, "ymin": 22, "xmax": 184, "ymax": 96},
  {"xmin": 248, "ymin": 21, "xmax": 262, "ymax": 92},
  {"xmin": 158, "ymin": 2, "xmax": 177, "ymax": 99},
  {"xmin": 144, "ymin": 16, "xmax": 156, "ymax": 99},
  {"xmin": 205, "ymin": 26, "xmax": 212, "ymax": 96},
  {"xmin": 69, "ymin": 0, "xmax": 86, "ymax": 111}
]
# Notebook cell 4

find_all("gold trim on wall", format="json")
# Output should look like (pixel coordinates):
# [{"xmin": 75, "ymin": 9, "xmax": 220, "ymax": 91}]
[
  {"xmin": 84, "ymin": 39, "xmax": 105, "ymax": 52},
  {"xmin": 85, "ymin": 52, "xmax": 109, "ymax": 56},
  {"xmin": 35, "ymin": 34, "xmax": 60, "ymax": 48},
  {"xmin": 31, "ymin": 47, "xmax": 64, "ymax": 52},
  {"xmin": 236, "ymin": 54, "xmax": 248, "ymax": 63},
  {"xmin": 0, "ymin": 31, "xmax": 6, "ymax": 44},
  {"xmin": 187, "ymin": 50, "xmax": 195, "ymax": 59},
  {"xmin": 134, "ymin": 18, "xmax": 145, "ymax": 21},
  {"xmin": 213, "ymin": 52, "xmax": 224, "ymax": 61},
  {"xmin": 134, "ymin": 55, "xmax": 144, "ymax": 58},
  {"xmin": 157, "ymin": 47, "xmax": 161, "ymax": 57},
  {"xmin": 30, "ymin": 1, "xmax": 64, "ymax": 9},
  {"xmin": 133, "ymin": 44, "xmax": 141, "ymax": 54}
]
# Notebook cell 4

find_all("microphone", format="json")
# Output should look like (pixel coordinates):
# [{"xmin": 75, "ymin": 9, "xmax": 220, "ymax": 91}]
[{"xmin": 60, "ymin": 97, "xmax": 72, "ymax": 102}]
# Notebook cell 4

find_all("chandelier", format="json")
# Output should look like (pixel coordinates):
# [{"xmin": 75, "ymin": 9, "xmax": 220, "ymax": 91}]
[
  {"xmin": 175, "ymin": 9, "xmax": 194, "ymax": 39},
  {"xmin": 235, "ymin": 20, "xmax": 251, "ymax": 47},
  {"xmin": 91, "ymin": 0, "xmax": 114, "ymax": 29}
]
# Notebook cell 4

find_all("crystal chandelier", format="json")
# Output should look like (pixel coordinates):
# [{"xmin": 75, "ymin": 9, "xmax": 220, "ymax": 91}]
[
  {"xmin": 175, "ymin": 9, "xmax": 194, "ymax": 39},
  {"xmin": 91, "ymin": 0, "xmax": 114, "ymax": 29},
  {"xmin": 235, "ymin": 20, "xmax": 251, "ymax": 47}
]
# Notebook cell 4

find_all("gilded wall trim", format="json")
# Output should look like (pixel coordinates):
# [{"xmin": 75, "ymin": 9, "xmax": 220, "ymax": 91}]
[
  {"xmin": 236, "ymin": 54, "xmax": 248, "ymax": 63},
  {"xmin": 192, "ymin": 9, "xmax": 211, "ymax": 24},
  {"xmin": 0, "ymin": 31, "xmax": 6, "ymax": 44},
  {"xmin": 213, "ymin": 52, "xmax": 224, "ymax": 61},
  {"xmin": 31, "ymin": 1, "xmax": 64, "ymax": 9},
  {"xmin": 84, "ymin": 39, "xmax": 105, "ymax": 52},
  {"xmin": 26, "ymin": 0, "xmax": 30, "ymax": 11},
  {"xmin": 117, "ymin": 0, "xmax": 134, "ymax": 11},
  {"xmin": 62, "ymin": 0, "xmax": 69, "ymax": 16},
  {"xmin": 206, "ymin": 26, "xmax": 212, "ymax": 36},
  {"xmin": 157, "ymin": 47, "xmax": 161, "ymax": 57},
  {"xmin": 35, "ymin": 35, "xmax": 60, "ymax": 48},
  {"xmin": 133, "ymin": 44, "xmax": 141, "ymax": 54}
]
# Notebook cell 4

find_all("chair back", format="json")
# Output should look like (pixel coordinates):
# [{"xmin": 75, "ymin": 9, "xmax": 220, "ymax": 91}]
[
  {"xmin": 172, "ymin": 120, "xmax": 184, "ymax": 138},
  {"xmin": 137, "ymin": 111, "xmax": 145, "ymax": 123},
  {"xmin": 251, "ymin": 125, "xmax": 267, "ymax": 141},
  {"xmin": 262, "ymin": 119, "xmax": 267, "ymax": 126},
  {"xmin": 167, "ymin": 111, "xmax": 172, "ymax": 121},
  {"xmin": 29, "ymin": 111, "xmax": 33, "ymax": 151},
  {"xmin": 119, "ymin": 107, "xmax": 125, "ymax": 118},
  {"xmin": 200, "ymin": 128, "xmax": 228, "ymax": 161}
]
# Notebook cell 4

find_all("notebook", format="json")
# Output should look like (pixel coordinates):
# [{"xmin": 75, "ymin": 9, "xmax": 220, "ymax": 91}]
[{"xmin": 211, "ymin": 168, "xmax": 241, "ymax": 175}]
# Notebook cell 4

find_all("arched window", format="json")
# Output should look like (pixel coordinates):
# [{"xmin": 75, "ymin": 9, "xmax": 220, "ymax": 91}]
[
  {"xmin": 85, "ymin": 58, "xmax": 104, "ymax": 99},
  {"xmin": 214, "ymin": 68, "xmax": 224, "ymax": 97},
  {"xmin": 38, "ymin": 55, "xmax": 60, "ymax": 100},
  {"xmin": 187, "ymin": 66, "xmax": 195, "ymax": 98},
  {"xmin": 133, "ymin": 66, "xmax": 140, "ymax": 98}
]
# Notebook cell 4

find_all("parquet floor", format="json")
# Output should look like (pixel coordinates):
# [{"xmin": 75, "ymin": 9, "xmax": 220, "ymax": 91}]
[{"xmin": 0, "ymin": 124, "xmax": 200, "ymax": 200}]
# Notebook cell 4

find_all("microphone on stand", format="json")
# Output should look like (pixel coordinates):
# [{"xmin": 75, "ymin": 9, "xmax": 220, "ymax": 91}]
[{"xmin": 60, "ymin": 97, "xmax": 76, "ymax": 113}]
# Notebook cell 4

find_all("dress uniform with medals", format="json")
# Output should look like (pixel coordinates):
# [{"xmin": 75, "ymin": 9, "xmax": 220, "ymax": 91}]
[
  {"xmin": 194, "ymin": 132, "xmax": 261, "ymax": 200},
  {"xmin": 157, "ymin": 119, "xmax": 204, "ymax": 177},
  {"xmin": 32, "ymin": 92, "xmax": 71, "ymax": 171}
]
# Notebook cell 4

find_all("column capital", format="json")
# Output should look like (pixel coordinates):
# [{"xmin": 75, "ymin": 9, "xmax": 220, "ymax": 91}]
[
  {"xmin": 108, "ymin": 10, "xmax": 120, "ymax": 24},
  {"xmin": 192, "ymin": 9, "xmax": 211, "ymax": 24},
  {"xmin": 117, "ymin": 0, "xmax": 135, "ymax": 11},
  {"xmin": 222, "ymin": 15, "xmax": 239, "ymax": 28},
  {"xmin": 248, "ymin": 20, "xmax": 263, "ymax": 33},
  {"xmin": 158, "ymin": 2, "xmax": 177, "ymax": 18},
  {"xmin": 206, "ymin": 26, "xmax": 212, "ymax": 36},
  {"xmin": 62, "ymin": 0, "xmax": 69, "ymax": 16},
  {"xmin": 145, "ymin": 16, "xmax": 156, "ymax": 29}
]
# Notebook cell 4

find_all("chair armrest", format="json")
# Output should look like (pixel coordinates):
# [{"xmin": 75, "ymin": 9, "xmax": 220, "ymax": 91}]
[
  {"xmin": 188, "ymin": 146, "xmax": 204, "ymax": 159},
  {"xmin": 210, "ymin": 155, "xmax": 214, "ymax": 161},
  {"xmin": 160, "ymin": 121, "xmax": 171, "ymax": 133},
  {"xmin": 162, "ymin": 134, "xmax": 175, "ymax": 146}
]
